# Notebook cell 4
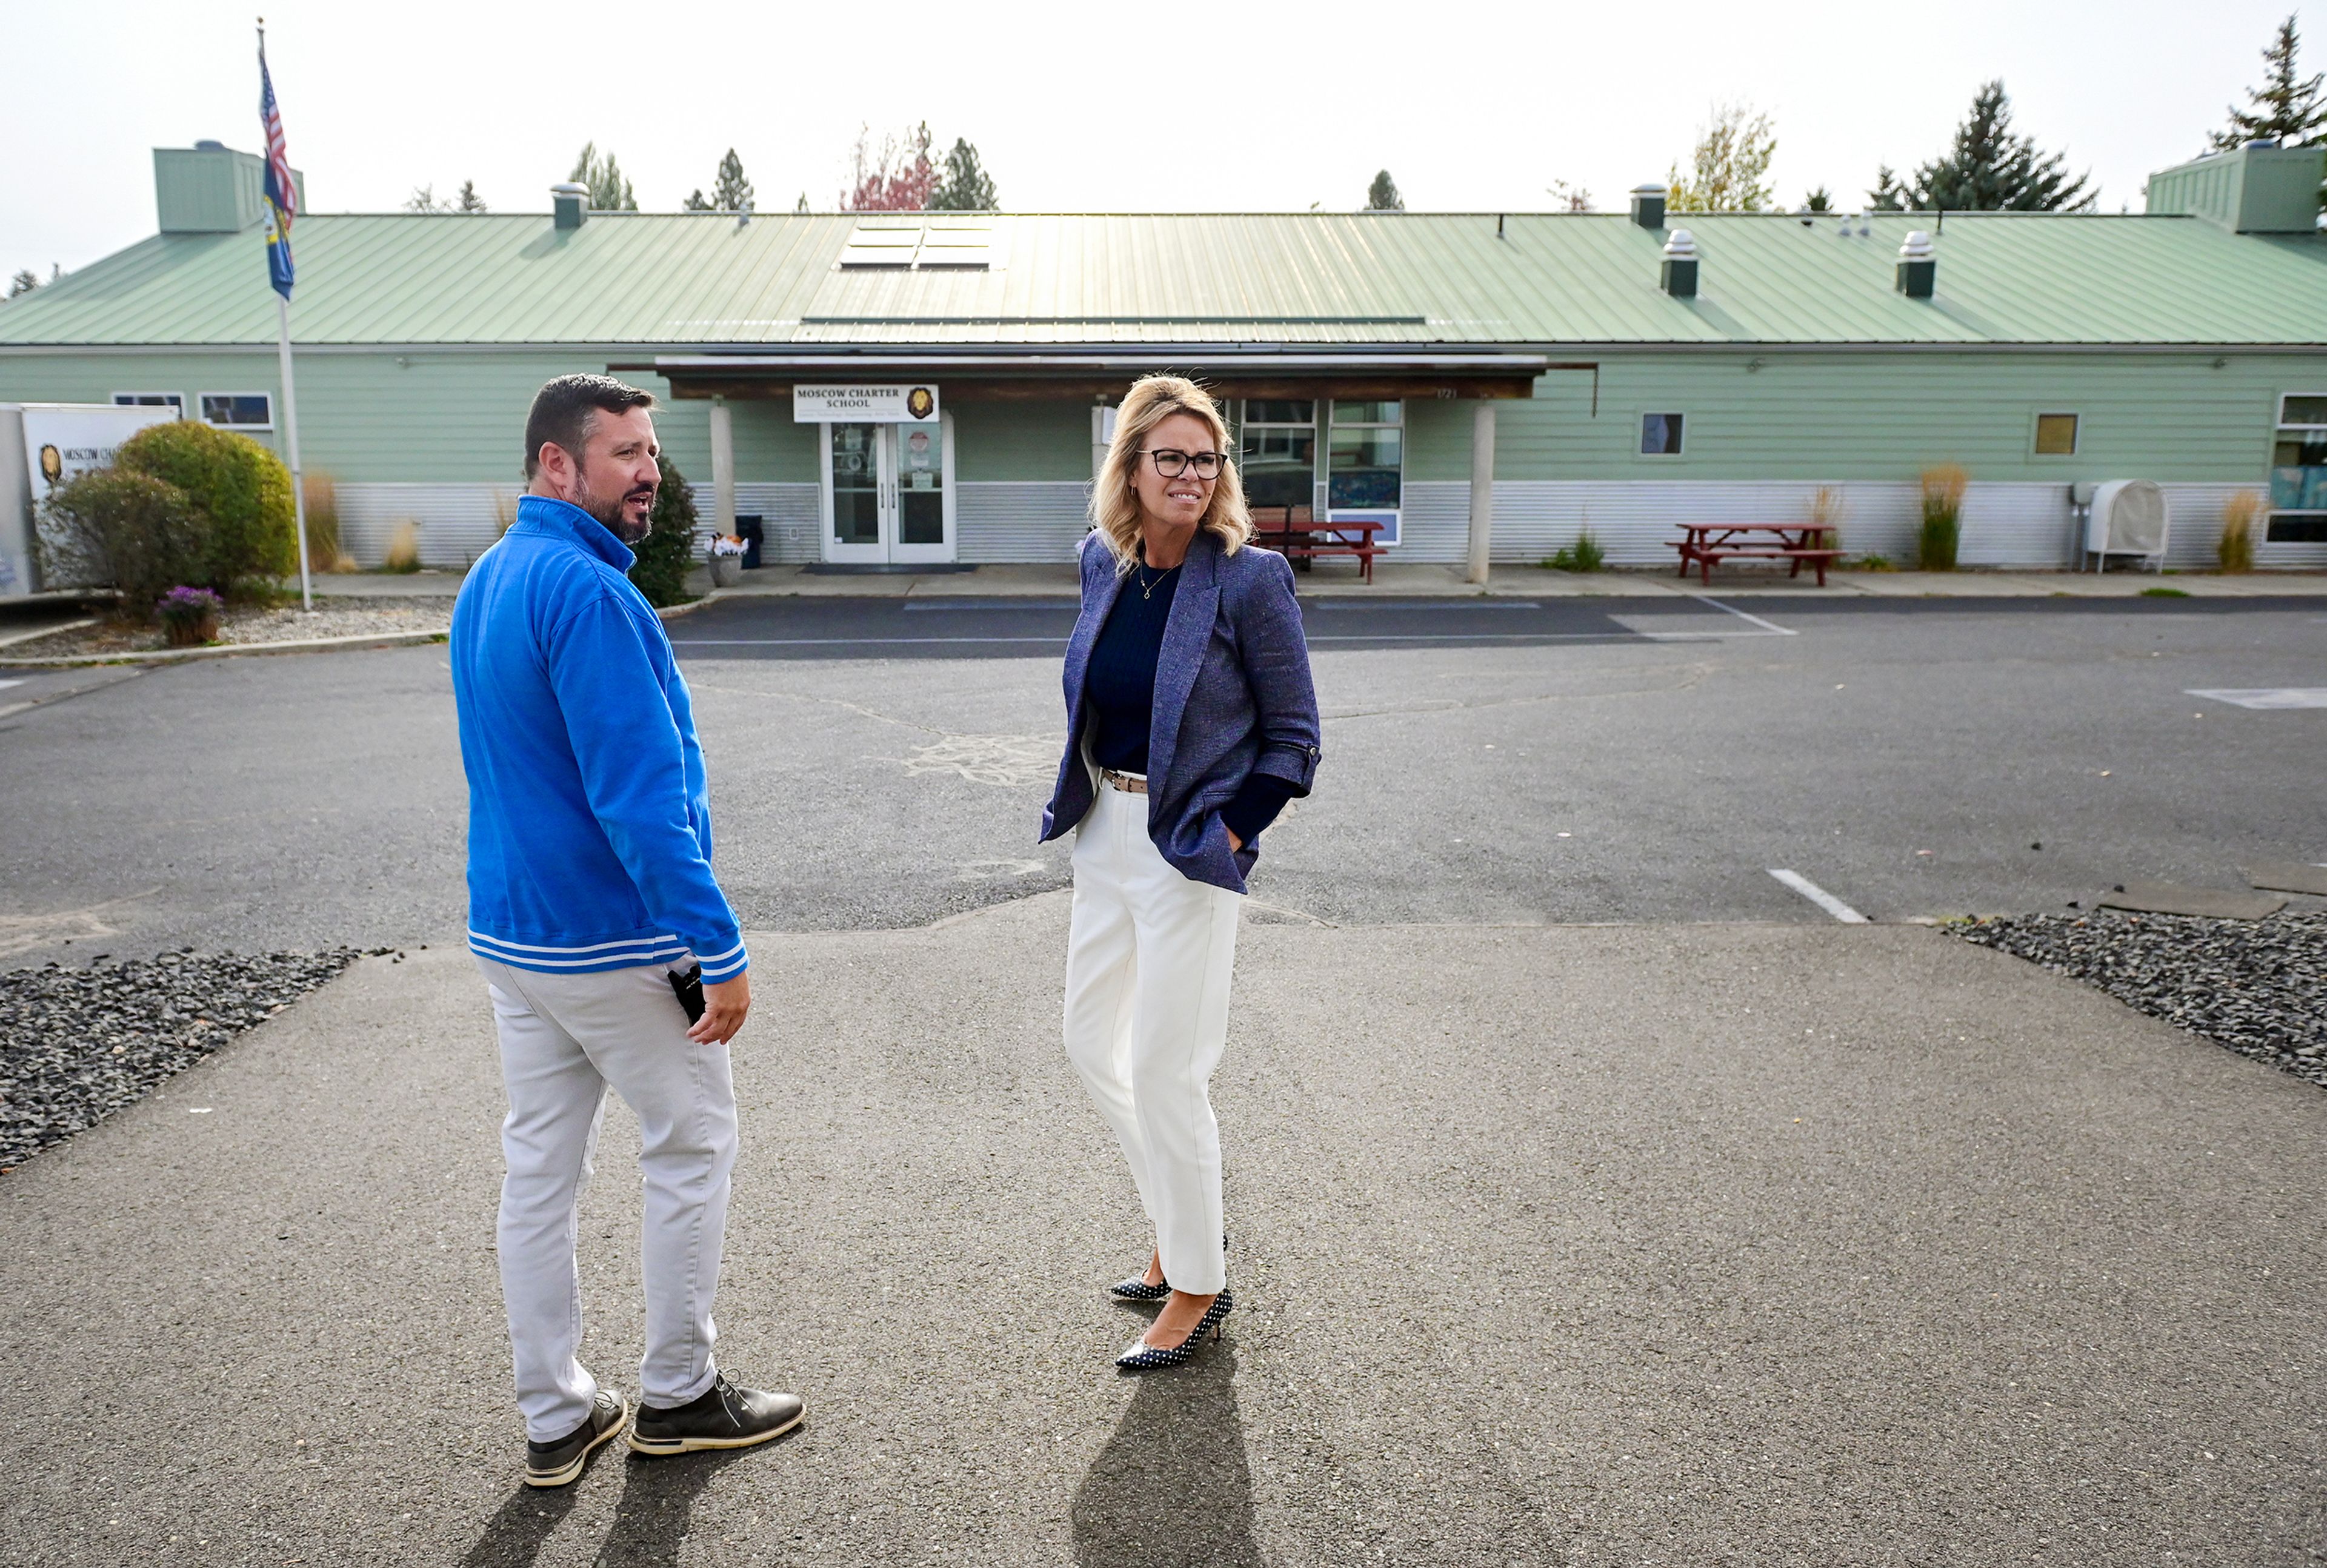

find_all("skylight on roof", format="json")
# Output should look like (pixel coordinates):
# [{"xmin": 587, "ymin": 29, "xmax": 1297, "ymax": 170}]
[{"xmin": 836, "ymin": 222, "xmax": 1006, "ymax": 272}]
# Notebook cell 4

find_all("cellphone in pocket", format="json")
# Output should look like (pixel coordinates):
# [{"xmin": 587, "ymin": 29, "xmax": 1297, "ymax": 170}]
[{"xmin": 668, "ymin": 963, "xmax": 706, "ymax": 1024}]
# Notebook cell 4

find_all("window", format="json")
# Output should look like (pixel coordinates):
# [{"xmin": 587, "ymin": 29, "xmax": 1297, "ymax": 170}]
[
  {"xmin": 2269, "ymin": 393, "xmax": 2327, "ymax": 542},
  {"xmin": 1328, "ymin": 400, "xmax": 1401, "ymax": 510},
  {"xmin": 112, "ymin": 391, "xmax": 183, "ymax": 414},
  {"xmin": 1640, "ymin": 413, "xmax": 1685, "ymax": 455},
  {"xmin": 1236, "ymin": 400, "xmax": 1316, "ymax": 511},
  {"xmin": 2033, "ymin": 413, "xmax": 2079, "ymax": 456},
  {"xmin": 199, "ymin": 393, "xmax": 273, "ymax": 430}
]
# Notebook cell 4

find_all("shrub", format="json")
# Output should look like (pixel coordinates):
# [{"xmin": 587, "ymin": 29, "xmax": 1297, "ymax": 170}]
[
  {"xmin": 1548, "ymin": 530, "xmax": 1605, "ymax": 573},
  {"xmin": 627, "ymin": 457, "xmax": 700, "ymax": 608},
  {"xmin": 35, "ymin": 469, "xmax": 207, "ymax": 618},
  {"xmin": 115, "ymin": 421, "xmax": 296, "ymax": 592},
  {"xmin": 382, "ymin": 520, "xmax": 423, "ymax": 572},
  {"xmin": 1918, "ymin": 464, "xmax": 1967, "ymax": 571},
  {"xmin": 2220, "ymin": 491, "xmax": 2260, "ymax": 573}
]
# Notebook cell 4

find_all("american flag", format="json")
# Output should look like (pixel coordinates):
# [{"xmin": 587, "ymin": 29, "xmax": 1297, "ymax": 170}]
[{"xmin": 258, "ymin": 36, "xmax": 296, "ymax": 299}]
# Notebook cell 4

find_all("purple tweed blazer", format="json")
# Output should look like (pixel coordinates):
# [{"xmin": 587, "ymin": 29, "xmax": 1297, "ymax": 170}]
[{"xmin": 1039, "ymin": 529, "xmax": 1322, "ymax": 894}]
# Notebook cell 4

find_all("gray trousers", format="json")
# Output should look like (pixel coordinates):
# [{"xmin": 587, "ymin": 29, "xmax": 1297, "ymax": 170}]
[{"xmin": 476, "ymin": 956, "xmax": 737, "ymax": 1441}]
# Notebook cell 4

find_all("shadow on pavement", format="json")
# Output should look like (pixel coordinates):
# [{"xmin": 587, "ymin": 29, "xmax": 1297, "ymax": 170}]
[
  {"xmin": 1070, "ymin": 1343, "xmax": 1260, "ymax": 1567},
  {"xmin": 454, "ymin": 1444, "xmax": 758, "ymax": 1568}
]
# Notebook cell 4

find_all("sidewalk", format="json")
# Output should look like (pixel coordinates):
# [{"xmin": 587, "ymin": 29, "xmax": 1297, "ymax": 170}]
[
  {"xmin": 310, "ymin": 562, "xmax": 2327, "ymax": 604},
  {"xmin": 3, "ymin": 896, "xmax": 2321, "ymax": 1565}
]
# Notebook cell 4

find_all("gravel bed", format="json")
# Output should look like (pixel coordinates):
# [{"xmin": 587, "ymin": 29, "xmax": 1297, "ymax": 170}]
[
  {"xmin": 1954, "ymin": 909, "xmax": 2327, "ymax": 1086},
  {"xmin": 0, "ymin": 949, "xmax": 370, "ymax": 1168},
  {"xmin": 1, "ymin": 596, "xmax": 450, "ymax": 659}
]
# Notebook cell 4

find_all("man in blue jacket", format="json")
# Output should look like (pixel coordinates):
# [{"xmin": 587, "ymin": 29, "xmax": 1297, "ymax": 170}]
[{"xmin": 451, "ymin": 374, "xmax": 800, "ymax": 1488}]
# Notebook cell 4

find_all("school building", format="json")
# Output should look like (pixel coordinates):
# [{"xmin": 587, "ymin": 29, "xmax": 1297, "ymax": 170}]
[{"xmin": 4, "ymin": 139, "xmax": 2326, "ymax": 581}]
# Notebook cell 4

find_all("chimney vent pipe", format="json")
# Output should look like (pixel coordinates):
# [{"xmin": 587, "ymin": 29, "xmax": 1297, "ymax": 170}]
[
  {"xmin": 1660, "ymin": 227, "xmax": 1699, "ymax": 297},
  {"xmin": 1896, "ymin": 230, "xmax": 1935, "ymax": 298},
  {"xmin": 551, "ymin": 182, "xmax": 588, "ymax": 230},
  {"xmin": 1630, "ymin": 184, "xmax": 1668, "ymax": 230}
]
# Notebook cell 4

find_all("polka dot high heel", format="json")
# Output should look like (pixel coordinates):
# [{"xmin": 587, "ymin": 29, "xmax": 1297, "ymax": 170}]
[
  {"xmin": 1106, "ymin": 1275, "xmax": 1173, "ymax": 1304},
  {"xmin": 1114, "ymin": 1287, "xmax": 1233, "ymax": 1370}
]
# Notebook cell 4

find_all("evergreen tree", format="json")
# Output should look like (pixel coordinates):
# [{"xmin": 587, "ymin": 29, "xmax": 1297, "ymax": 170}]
[
  {"xmin": 1365, "ymin": 170, "xmax": 1404, "ymax": 211},
  {"xmin": 1667, "ymin": 102, "xmax": 1777, "ymax": 211},
  {"xmin": 1867, "ymin": 165, "xmax": 1908, "ymax": 210},
  {"xmin": 456, "ymin": 180, "xmax": 487, "ymax": 213},
  {"xmin": 2213, "ymin": 15, "xmax": 2327, "ymax": 149},
  {"xmin": 684, "ymin": 190, "xmax": 713, "ymax": 211},
  {"xmin": 568, "ymin": 142, "xmax": 638, "ymax": 211},
  {"xmin": 1802, "ymin": 186, "xmax": 1832, "ymax": 211},
  {"xmin": 713, "ymin": 149, "xmax": 754, "ymax": 211},
  {"xmin": 1907, "ymin": 81, "xmax": 2092, "ymax": 211},
  {"xmin": 7, "ymin": 270, "xmax": 38, "ymax": 299},
  {"xmin": 794, "ymin": 192, "xmax": 810, "ymax": 214},
  {"xmin": 930, "ymin": 139, "xmax": 998, "ymax": 211}
]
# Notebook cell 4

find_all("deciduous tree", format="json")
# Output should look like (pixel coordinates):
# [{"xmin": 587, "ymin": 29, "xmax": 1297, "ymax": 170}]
[
  {"xmin": 844, "ymin": 123, "xmax": 936, "ymax": 211},
  {"xmin": 1365, "ymin": 170, "xmax": 1403, "ymax": 211},
  {"xmin": 1667, "ymin": 103, "xmax": 1777, "ymax": 212}
]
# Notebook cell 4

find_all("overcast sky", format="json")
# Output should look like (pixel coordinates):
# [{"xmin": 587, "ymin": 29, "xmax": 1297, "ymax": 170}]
[{"xmin": 1, "ymin": 0, "xmax": 2313, "ymax": 279}]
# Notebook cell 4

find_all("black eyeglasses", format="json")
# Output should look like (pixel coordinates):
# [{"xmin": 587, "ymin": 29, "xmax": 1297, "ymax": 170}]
[{"xmin": 1142, "ymin": 448, "xmax": 1226, "ymax": 479}]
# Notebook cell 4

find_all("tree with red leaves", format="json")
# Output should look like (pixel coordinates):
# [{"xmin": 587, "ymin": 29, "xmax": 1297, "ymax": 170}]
[{"xmin": 844, "ymin": 123, "xmax": 937, "ymax": 211}]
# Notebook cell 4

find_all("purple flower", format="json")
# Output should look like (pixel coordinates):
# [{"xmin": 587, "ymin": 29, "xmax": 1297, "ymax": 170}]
[{"xmin": 158, "ymin": 586, "xmax": 224, "ymax": 619}]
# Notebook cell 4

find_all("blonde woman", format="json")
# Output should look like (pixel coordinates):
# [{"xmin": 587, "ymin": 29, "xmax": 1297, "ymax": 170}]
[{"xmin": 1038, "ymin": 375, "xmax": 1322, "ymax": 1369}]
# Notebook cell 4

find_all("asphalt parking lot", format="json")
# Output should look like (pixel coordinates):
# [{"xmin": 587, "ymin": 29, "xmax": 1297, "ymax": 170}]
[{"xmin": 1, "ymin": 593, "xmax": 2320, "ymax": 966}]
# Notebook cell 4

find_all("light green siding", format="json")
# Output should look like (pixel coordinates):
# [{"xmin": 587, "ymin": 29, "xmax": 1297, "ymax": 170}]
[
  {"xmin": 726, "ymin": 398, "xmax": 817, "ymax": 482},
  {"xmin": 952, "ymin": 399, "xmax": 1091, "ymax": 480},
  {"xmin": 1398, "ymin": 355, "xmax": 2301, "ymax": 484}
]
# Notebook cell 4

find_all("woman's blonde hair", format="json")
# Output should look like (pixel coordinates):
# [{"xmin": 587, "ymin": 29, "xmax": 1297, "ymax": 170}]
[{"xmin": 1091, "ymin": 375, "xmax": 1252, "ymax": 571}]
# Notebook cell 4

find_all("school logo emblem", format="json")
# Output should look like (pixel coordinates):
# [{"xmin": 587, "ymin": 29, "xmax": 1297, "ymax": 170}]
[
  {"xmin": 39, "ymin": 445, "xmax": 62, "ymax": 486},
  {"xmin": 906, "ymin": 387, "xmax": 935, "ymax": 420}
]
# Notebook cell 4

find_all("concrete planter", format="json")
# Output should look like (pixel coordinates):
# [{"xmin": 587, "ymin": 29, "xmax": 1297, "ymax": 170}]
[{"xmin": 707, "ymin": 554, "xmax": 741, "ymax": 588}]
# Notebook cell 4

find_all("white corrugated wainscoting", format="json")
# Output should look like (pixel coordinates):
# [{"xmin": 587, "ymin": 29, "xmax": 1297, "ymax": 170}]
[
  {"xmin": 1399, "ymin": 480, "xmax": 2288, "ymax": 571},
  {"xmin": 334, "ymin": 483, "xmax": 522, "ymax": 570},
  {"xmin": 956, "ymin": 481, "xmax": 1091, "ymax": 563},
  {"xmin": 733, "ymin": 483, "xmax": 821, "ymax": 563}
]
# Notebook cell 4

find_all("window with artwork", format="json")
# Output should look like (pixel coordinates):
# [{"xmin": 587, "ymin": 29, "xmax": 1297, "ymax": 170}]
[
  {"xmin": 1327, "ymin": 400, "xmax": 1401, "ymax": 510},
  {"xmin": 1640, "ymin": 413, "xmax": 1685, "ymax": 455},
  {"xmin": 2269, "ymin": 394, "xmax": 2327, "ymax": 542},
  {"xmin": 2033, "ymin": 413, "xmax": 2079, "ymax": 456}
]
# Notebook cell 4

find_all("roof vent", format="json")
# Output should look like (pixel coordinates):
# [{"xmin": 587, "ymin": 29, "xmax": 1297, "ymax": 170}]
[
  {"xmin": 1660, "ymin": 228, "xmax": 1698, "ymax": 297},
  {"xmin": 1630, "ymin": 184, "xmax": 1668, "ymax": 230},
  {"xmin": 551, "ymin": 182, "xmax": 588, "ymax": 230},
  {"xmin": 1896, "ymin": 230, "xmax": 1936, "ymax": 299}
]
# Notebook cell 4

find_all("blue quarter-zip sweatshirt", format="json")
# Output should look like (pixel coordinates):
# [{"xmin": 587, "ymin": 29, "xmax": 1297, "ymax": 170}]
[{"xmin": 450, "ymin": 495, "xmax": 748, "ymax": 982}]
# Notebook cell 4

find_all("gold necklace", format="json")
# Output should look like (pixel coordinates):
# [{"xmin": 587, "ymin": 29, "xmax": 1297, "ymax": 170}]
[{"xmin": 1137, "ymin": 559, "xmax": 1180, "ymax": 600}]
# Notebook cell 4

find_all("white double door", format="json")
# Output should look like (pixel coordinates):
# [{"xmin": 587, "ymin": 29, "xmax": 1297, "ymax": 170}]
[{"xmin": 820, "ymin": 416, "xmax": 956, "ymax": 564}]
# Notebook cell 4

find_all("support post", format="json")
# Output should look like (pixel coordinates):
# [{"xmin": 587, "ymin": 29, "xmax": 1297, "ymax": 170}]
[
  {"xmin": 275, "ymin": 294, "xmax": 313, "ymax": 611},
  {"xmin": 708, "ymin": 395, "xmax": 736, "ymax": 538},
  {"xmin": 1466, "ymin": 400, "xmax": 1496, "ymax": 585}
]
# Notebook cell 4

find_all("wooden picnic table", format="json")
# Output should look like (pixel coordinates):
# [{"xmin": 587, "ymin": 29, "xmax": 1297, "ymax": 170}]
[
  {"xmin": 1670, "ymin": 522, "xmax": 1844, "ymax": 586},
  {"xmin": 1250, "ymin": 507, "xmax": 1387, "ymax": 584}
]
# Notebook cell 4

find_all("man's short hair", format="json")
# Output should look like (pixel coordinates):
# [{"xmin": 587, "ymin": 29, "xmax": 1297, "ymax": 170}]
[{"xmin": 524, "ymin": 374, "xmax": 657, "ymax": 480}]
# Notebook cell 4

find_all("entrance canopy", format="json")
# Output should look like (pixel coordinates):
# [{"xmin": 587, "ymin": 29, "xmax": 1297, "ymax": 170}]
[{"xmin": 616, "ymin": 347, "xmax": 1556, "ymax": 402}]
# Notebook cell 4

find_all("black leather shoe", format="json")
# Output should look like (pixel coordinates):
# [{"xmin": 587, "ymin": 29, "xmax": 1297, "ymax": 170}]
[
  {"xmin": 627, "ymin": 1374, "xmax": 804, "ymax": 1455},
  {"xmin": 525, "ymin": 1389, "xmax": 628, "ymax": 1487}
]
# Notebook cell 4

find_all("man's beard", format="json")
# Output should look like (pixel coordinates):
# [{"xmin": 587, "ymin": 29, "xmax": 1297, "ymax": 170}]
[{"xmin": 574, "ymin": 471, "xmax": 656, "ymax": 545}]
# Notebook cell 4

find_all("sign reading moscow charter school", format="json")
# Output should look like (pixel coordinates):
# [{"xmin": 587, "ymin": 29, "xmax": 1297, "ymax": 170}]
[{"xmin": 791, "ymin": 385, "xmax": 940, "ymax": 424}]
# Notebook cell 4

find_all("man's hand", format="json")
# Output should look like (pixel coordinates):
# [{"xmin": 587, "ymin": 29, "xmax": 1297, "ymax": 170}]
[{"xmin": 688, "ymin": 972, "xmax": 751, "ymax": 1045}]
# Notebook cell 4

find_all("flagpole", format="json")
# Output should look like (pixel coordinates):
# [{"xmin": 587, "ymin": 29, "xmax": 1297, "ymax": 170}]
[
  {"xmin": 278, "ymin": 291, "xmax": 313, "ymax": 612},
  {"xmin": 259, "ymin": 16, "xmax": 312, "ymax": 613}
]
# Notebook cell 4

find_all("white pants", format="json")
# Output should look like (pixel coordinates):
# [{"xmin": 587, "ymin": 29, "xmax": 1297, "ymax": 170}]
[
  {"xmin": 476, "ymin": 956, "xmax": 737, "ymax": 1441},
  {"xmin": 1063, "ymin": 779, "xmax": 1242, "ymax": 1294}
]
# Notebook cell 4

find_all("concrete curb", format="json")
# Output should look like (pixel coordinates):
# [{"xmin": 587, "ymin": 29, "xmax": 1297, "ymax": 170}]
[{"xmin": 0, "ymin": 627, "xmax": 449, "ymax": 668}]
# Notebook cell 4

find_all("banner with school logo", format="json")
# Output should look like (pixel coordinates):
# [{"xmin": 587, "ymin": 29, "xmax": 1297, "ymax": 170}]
[{"xmin": 791, "ymin": 385, "xmax": 940, "ymax": 424}]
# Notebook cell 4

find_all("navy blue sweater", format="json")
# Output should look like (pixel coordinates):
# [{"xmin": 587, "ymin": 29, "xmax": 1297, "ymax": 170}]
[{"xmin": 1085, "ymin": 562, "xmax": 1296, "ymax": 845}]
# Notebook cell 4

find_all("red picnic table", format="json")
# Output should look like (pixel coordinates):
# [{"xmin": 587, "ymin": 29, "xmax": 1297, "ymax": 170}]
[
  {"xmin": 1670, "ymin": 522, "xmax": 1844, "ymax": 586},
  {"xmin": 1249, "ymin": 507, "xmax": 1387, "ymax": 583}
]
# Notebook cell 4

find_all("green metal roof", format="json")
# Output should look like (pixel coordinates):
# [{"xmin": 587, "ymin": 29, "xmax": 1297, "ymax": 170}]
[{"xmin": 5, "ymin": 210, "xmax": 2325, "ymax": 350}]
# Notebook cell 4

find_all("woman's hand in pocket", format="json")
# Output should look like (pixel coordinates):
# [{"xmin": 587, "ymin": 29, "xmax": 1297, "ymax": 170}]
[{"xmin": 1226, "ymin": 826, "xmax": 1244, "ymax": 852}]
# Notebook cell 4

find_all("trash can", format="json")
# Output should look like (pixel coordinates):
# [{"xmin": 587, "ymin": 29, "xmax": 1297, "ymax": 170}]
[{"xmin": 736, "ymin": 514, "xmax": 764, "ymax": 570}]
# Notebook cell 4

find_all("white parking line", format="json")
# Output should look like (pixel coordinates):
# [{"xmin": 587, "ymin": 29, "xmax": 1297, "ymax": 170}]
[
  {"xmin": 0, "ymin": 679, "xmax": 23, "ymax": 691},
  {"xmin": 1768, "ymin": 869, "xmax": 1869, "ymax": 923},
  {"xmin": 2183, "ymin": 688, "xmax": 2327, "ymax": 709},
  {"xmin": 1689, "ymin": 595, "xmax": 1799, "ymax": 635}
]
